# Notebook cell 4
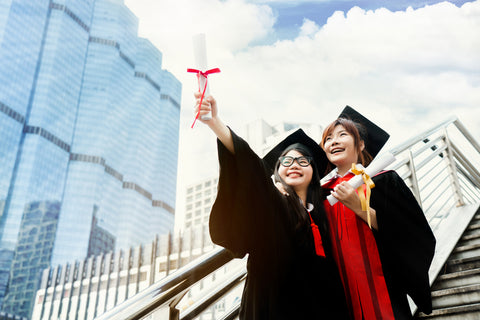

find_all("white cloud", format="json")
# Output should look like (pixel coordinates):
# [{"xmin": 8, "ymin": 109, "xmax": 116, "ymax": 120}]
[
  {"xmin": 299, "ymin": 18, "xmax": 320, "ymax": 37},
  {"xmin": 125, "ymin": 0, "xmax": 275, "ymax": 75},
  {"xmin": 124, "ymin": 0, "xmax": 480, "ymax": 230}
]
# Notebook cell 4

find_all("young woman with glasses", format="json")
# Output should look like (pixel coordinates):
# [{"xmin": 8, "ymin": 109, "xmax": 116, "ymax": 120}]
[{"xmin": 193, "ymin": 92, "xmax": 349, "ymax": 320}]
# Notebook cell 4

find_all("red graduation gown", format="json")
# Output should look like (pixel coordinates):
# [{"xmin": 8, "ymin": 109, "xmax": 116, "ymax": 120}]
[
  {"xmin": 323, "ymin": 172, "xmax": 395, "ymax": 320},
  {"xmin": 323, "ymin": 170, "xmax": 436, "ymax": 320}
]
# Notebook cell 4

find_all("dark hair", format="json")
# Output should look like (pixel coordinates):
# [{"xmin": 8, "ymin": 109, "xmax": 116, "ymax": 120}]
[
  {"xmin": 273, "ymin": 143, "xmax": 326, "ymax": 236},
  {"xmin": 320, "ymin": 117, "xmax": 373, "ymax": 175}
]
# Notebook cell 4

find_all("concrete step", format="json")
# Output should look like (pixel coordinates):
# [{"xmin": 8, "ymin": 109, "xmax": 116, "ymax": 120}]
[
  {"xmin": 459, "ymin": 233, "xmax": 480, "ymax": 247},
  {"xmin": 464, "ymin": 222, "xmax": 480, "ymax": 237},
  {"xmin": 416, "ymin": 209, "xmax": 480, "ymax": 319},
  {"xmin": 450, "ymin": 243, "xmax": 480, "ymax": 260},
  {"xmin": 446, "ymin": 255, "xmax": 480, "ymax": 273},
  {"xmin": 416, "ymin": 303, "xmax": 480, "ymax": 319},
  {"xmin": 432, "ymin": 268, "xmax": 480, "ymax": 291},
  {"xmin": 430, "ymin": 284, "xmax": 480, "ymax": 310}
]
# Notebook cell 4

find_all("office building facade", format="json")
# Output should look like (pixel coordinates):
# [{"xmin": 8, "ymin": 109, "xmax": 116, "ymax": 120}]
[
  {"xmin": 184, "ymin": 177, "xmax": 218, "ymax": 231},
  {"xmin": 0, "ymin": 0, "xmax": 181, "ymax": 317}
]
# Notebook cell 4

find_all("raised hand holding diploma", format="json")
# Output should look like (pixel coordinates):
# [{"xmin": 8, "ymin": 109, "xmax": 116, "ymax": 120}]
[{"xmin": 187, "ymin": 33, "xmax": 220, "ymax": 128}]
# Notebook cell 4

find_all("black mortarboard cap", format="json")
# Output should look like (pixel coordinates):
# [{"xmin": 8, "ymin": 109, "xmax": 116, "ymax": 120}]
[
  {"xmin": 338, "ymin": 106, "xmax": 390, "ymax": 158},
  {"xmin": 263, "ymin": 129, "xmax": 328, "ymax": 176}
]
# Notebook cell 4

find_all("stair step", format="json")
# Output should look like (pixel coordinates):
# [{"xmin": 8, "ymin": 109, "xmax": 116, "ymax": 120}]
[
  {"xmin": 459, "ymin": 233, "xmax": 480, "ymax": 247},
  {"xmin": 450, "ymin": 243, "xmax": 480, "ymax": 260},
  {"xmin": 416, "ymin": 303, "xmax": 480, "ymax": 319},
  {"xmin": 463, "ymin": 223, "xmax": 480, "ymax": 238},
  {"xmin": 432, "ymin": 268, "xmax": 480, "ymax": 291},
  {"xmin": 430, "ymin": 284, "xmax": 480, "ymax": 309},
  {"xmin": 466, "ymin": 223, "xmax": 480, "ymax": 232},
  {"xmin": 446, "ymin": 255, "xmax": 480, "ymax": 273}
]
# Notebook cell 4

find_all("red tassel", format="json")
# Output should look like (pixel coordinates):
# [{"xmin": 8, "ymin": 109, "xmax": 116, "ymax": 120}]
[{"xmin": 308, "ymin": 212, "xmax": 326, "ymax": 257}]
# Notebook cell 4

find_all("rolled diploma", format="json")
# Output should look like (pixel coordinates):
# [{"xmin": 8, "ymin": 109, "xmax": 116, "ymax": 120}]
[
  {"xmin": 326, "ymin": 152, "xmax": 396, "ymax": 206},
  {"xmin": 192, "ymin": 33, "xmax": 212, "ymax": 120}
]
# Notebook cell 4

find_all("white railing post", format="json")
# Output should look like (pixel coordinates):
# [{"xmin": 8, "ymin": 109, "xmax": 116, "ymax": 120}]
[
  {"xmin": 443, "ymin": 127, "xmax": 465, "ymax": 207},
  {"xmin": 408, "ymin": 149, "xmax": 423, "ymax": 208}
]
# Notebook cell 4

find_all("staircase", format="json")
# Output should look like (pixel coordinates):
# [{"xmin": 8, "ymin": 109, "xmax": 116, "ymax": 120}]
[{"xmin": 416, "ymin": 210, "xmax": 480, "ymax": 319}]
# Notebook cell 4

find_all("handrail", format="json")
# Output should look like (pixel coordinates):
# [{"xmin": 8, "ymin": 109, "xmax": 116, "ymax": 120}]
[
  {"xmin": 389, "ymin": 117, "xmax": 457, "ymax": 155},
  {"xmin": 96, "ymin": 116, "xmax": 480, "ymax": 320},
  {"xmin": 180, "ymin": 265, "xmax": 246, "ymax": 320},
  {"xmin": 454, "ymin": 119, "xmax": 480, "ymax": 153}
]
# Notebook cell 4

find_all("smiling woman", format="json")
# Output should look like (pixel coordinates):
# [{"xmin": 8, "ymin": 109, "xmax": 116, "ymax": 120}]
[
  {"xmin": 323, "ymin": 121, "xmax": 369, "ymax": 177},
  {"xmin": 277, "ymin": 151, "xmax": 313, "ymax": 200},
  {"xmin": 320, "ymin": 106, "xmax": 436, "ymax": 319},
  {"xmin": 193, "ymin": 92, "xmax": 349, "ymax": 319}
]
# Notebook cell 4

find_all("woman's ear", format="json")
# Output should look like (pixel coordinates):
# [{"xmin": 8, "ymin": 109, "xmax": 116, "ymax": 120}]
[{"xmin": 359, "ymin": 140, "xmax": 365, "ymax": 152}]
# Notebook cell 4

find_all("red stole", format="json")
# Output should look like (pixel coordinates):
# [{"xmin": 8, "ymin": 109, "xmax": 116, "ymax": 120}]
[{"xmin": 323, "ymin": 173, "xmax": 395, "ymax": 320}]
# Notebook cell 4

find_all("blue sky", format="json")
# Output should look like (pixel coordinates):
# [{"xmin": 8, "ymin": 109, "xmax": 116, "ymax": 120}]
[{"xmin": 267, "ymin": 0, "xmax": 475, "ymax": 40}]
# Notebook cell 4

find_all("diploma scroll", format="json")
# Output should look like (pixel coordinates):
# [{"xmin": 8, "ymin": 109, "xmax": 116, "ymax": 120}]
[
  {"xmin": 192, "ymin": 33, "xmax": 212, "ymax": 120},
  {"xmin": 326, "ymin": 152, "xmax": 396, "ymax": 206}
]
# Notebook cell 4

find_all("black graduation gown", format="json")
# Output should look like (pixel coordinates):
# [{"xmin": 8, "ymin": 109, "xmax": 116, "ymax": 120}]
[
  {"xmin": 209, "ymin": 129, "xmax": 349, "ymax": 320},
  {"xmin": 371, "ymin": 171, "xmax": 436, "ymax": 319}
]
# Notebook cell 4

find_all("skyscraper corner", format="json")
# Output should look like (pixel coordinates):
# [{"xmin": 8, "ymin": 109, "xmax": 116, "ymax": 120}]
[{"xmin": 0, "ymin": 0, "xmax": 181, "ymax": 317}]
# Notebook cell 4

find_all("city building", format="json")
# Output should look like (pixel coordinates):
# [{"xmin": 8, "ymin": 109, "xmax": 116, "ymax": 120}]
[
  {"xmin": 183, "ymin": 119, "xmax": 323, "ymax": 231},
  {"xmin": 30, "ymin": 227, "xmax": 220, "ymax": 320},
  {"xmin": 0, "ymin": 0, "xmax": 181, "ymax": 317},
  {"xmin": 184, "ymin": 177, "xmax": 218, "ymax": 230}
]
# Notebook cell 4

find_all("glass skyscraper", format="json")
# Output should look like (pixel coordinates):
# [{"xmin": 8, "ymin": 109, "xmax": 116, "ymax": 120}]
[{"xmin": 0, "ymin": 0, "xmax": 181, "ymax": 317}]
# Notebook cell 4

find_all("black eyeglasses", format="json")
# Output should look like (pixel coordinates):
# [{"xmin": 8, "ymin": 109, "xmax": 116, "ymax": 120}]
[{"xmin": 279, "ymin": 156, "xmax": 312, "ymax": 167}]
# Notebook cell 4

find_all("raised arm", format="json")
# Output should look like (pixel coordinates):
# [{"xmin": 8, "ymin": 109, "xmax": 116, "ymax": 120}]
[{"xmin": 195, "ymin": 92, "xmax": 234, "ymax": 154}]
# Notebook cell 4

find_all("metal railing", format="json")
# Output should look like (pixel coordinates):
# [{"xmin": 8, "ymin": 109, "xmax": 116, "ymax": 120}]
[
  {"xmin": 96, "ymin": 117, "xmax": 480, "ymax": 320},
  {"xmin": 389, "ymin": 117, "xmax": 480, "ymax": 231}
]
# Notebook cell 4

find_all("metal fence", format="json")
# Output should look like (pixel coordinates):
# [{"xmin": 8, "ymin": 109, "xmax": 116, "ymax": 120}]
[{"xmin": 389, "ymin": 117, "xmax": 480, "ymax": 231}]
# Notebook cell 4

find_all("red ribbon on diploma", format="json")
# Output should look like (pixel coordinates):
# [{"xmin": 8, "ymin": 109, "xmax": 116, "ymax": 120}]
[{"xmin": 187, "ymin": 68, "xmax": 221, "ymax": 128}]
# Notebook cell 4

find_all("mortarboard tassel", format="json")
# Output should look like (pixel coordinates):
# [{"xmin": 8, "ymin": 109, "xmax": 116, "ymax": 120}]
[{"xmin": 308, "ymin": 211, "xmax": 326, "ymax": 257}]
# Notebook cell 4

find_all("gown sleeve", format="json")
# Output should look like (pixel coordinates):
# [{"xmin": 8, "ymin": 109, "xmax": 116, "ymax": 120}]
[
  {"xmin": 209, "ymin": 128, "xmax": 291, "ymax": 258},
  {"xmin": 371, "ymin": 170, "xmax": 436, "ymax": 314}
]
